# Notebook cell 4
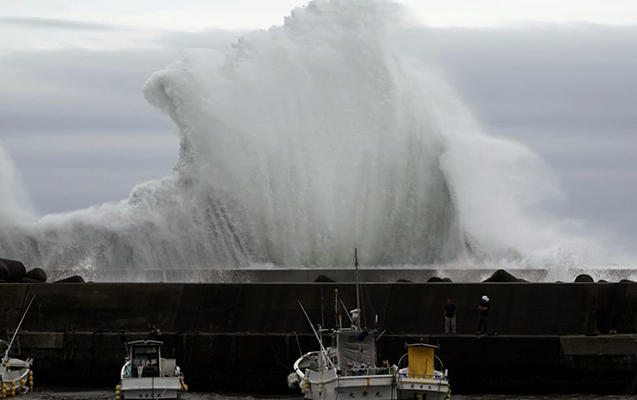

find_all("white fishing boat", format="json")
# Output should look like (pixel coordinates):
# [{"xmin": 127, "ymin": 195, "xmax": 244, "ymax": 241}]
[
  {"xmin": 1, "ymin": 297, "xmax": 36, "ymax": 397},
  {"xmin": 290, "ymin": 322, "xmax": 396, "ymax": 400},
  {"xmin": 0, "ymin": 341, "xmax": 33, "ymax": 397},
  {"xmin": 396, "ymin": 343, "xmax": 451, "ymax": 400},
  {"xmin": 288, "ymin": 249, "xmax": 451, "ymax": 400},
  {"xmin": 117, "ymin": 340, "xmax": 187, "ymax": 400}
]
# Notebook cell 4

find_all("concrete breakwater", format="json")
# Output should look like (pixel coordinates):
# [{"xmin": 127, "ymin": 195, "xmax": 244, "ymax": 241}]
[{"xmin": 1, "ymin": 281, "xmax": 637, "ymax": 394}]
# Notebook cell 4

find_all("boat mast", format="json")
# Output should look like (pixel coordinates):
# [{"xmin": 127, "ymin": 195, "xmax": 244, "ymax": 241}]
[
  {"xmin": 297, "ymin": 301, "xmax": 335, "ymax": 369},
  {"xmin": 4, "ymin": 296, "xmax": 35, "ymax": 361},
  {"xmin": 354, "ymin": 247, "xmax": 361, "ymax": 330},
  {"xmin": 334, "ymin": 289, "xmax": 340, "ymax": 329}
]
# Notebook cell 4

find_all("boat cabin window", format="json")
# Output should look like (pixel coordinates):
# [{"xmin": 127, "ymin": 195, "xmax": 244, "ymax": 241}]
[{"xmin": 131, "ymin": 345, "xmax": 160, "ymax": 377}]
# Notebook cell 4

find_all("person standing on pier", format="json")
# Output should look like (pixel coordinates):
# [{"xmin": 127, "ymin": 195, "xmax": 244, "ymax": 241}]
[
  {"xmin": 477, "ymin": 295, "xmax": 490, "ymax": 335},
  {"xmin": 444, "ymin": 297, "xmax": 457, "ymax": 334}
]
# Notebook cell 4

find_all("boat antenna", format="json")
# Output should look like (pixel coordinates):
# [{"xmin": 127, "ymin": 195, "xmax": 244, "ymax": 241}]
[
  {"xmin": 297, "ymin": 300, "xmax": 335, "ymax": 369},
  {"xmin": 339, "ymin": 299, "xmax": 354, "ymax": 324},
  {"xmin": 334, "ymin": 289, "xmax": 339, "ymax": 328},
  {"xmin": 4, "ymin": 296, "xmax": 36, "ymax": 361},
  {"xmin": 320, "ymin": 284, "xmax": 325, "ymax": 328},
  {"xmin": 354, "ymin": 247, "xmax": 361, "ymax": 329}
]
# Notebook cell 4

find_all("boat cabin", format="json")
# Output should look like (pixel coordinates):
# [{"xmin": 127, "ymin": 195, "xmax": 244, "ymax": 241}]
[
  {"xmin": 126, "ymin": 340, "xmax": 163, "ymax": 378},
  {"xmin": 401, "ymin": 343, "xmax": 445, "ymax": 380}
]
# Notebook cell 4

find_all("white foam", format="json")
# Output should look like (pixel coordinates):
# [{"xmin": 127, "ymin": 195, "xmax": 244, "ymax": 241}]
[
  {"xmin": 0, "ymin": 141, "xmax": 34, "ymax": 224},
  {"xmin": 0, "ymin": 0, "xmax": 609, "ymax": 274}
]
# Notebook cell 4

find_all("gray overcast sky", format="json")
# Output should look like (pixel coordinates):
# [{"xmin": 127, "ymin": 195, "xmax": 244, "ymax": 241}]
[
  {"xmin": 1, "ymin": 0, "xmax": 636, "ymax": 250},
  {"xmin": 1, "ymin": 0, "xmax": 636, "ymax": 31}
]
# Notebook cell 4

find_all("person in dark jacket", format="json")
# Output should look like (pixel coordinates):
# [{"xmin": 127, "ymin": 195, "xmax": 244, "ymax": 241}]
[{"xmin": 444, "ymin": 297, "xmax": 457, "ymax": 334}]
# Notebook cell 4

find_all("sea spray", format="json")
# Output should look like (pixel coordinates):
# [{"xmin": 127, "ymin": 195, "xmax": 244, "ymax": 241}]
[
  {"xmin": 0, "ymin": 0, "xmax": 580, "ymax": 274},
  {"xmin": 0, "ymin": 141, "xmax": 34, "ymax": 224}
]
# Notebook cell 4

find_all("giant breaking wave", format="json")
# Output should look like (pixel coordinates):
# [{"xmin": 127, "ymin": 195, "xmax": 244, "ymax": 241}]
[{"xmin": 0, "ymin": 0, "xmax": 580, "ymax": 273}]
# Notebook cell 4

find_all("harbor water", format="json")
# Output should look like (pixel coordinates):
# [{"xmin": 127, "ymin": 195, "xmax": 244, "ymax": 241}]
[{"xmin": 24, "ymin": 391, "xmax": 637, "ymax": 400}]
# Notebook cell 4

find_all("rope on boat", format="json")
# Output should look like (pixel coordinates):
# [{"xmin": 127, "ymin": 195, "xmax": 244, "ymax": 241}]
[
  {"xmin": 186, "ymin": 331, "xmax": 197, "ymax": 366},
  {"xmin": 207, "ymin": 334, "xmax": 219, "ymax": 368},
  {"xmin": 268, "ymin": 335, "xmax": 292, "ymax": 369},
  {"xmin": 619, "ymin": 342, "xmax": 637, "ymax": 395},
  {"xmin": 231, "ymin": 335, "xmax": 237, "ymax": 367},
  {"xmin": 285, "ymin": 331, "xmax": 303, "ymax": 361},
  {"xmin": 63, "ymin": 326, "xmax": 75, "ymax": 361},
  {"xmin": 621, "ymin": 371, "xmax": 637, "ymax": 395},
  {"xmin": 29, "ymin": 296, "xmax": 43, "ymax": 333},
  {"xmin": 69, "ymin": 329, "xmax": 109, "ymax": 388},
  {"xmin": 3, "ymin": 297, "xmax": 35, "ymax": 362}
]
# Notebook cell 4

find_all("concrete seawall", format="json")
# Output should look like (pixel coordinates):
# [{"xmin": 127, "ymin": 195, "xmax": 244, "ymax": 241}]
[{"xmin": 2, "ymin": 282, "xmax": 637, "ymax": 394}]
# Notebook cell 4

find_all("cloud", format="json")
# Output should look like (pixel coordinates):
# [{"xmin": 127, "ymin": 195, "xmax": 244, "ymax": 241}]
[
  {"xmin": 0, "ymin": 48, "xmax": 177, "ymax": 135},
  {"xmin": 0, "ymin": 26, "xmax": 244, "ymax": 214},
  {"xmin": 8, "ymin": 132, "xmax": 178, "ymax": 214},
  {"xmin": 0, "ymin": 16, "xmax": 126, "ymax": 31}
]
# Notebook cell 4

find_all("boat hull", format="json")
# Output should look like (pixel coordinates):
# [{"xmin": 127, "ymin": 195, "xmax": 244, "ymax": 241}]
[
  {"xmin": 398, "ymin": 377, "xmax": 451, "ymax": 400},
  {"xmin": 302, "ymin": 370, "xmax": 451, "ymax": 400},
  {"xmin": 304, "ymin": 369, "xmax": 395, "ymax": 400},
  {"xmin": 120, "ymin": 377, "xmax": 181, "ymax": 399},
  {"xmin": 1, "ymin": 357, "xmax": 32, "ymax": 394}
]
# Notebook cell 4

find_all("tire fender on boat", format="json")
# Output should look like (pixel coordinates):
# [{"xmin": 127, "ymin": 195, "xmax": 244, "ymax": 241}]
[{"xmin": 302, "ymin": 379, "xmax": 310, "ymax": 394}]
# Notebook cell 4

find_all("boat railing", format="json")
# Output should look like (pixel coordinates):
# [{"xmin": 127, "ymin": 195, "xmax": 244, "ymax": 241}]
[
  {"xmin": 344, "ymin": 366, "xmax": 395, "ymax": 376},
  {"xmin": 340, "ymin": 363, "xmax": 398, "ymax": 376},
  {"xmin": 400, "ymin": 373, "xmax": 446, "ymax": 381},
  {"xmin": 434, "ymin": 355, "xmax": 444, "ymax": 374},
  {"xmin": 396, "ymin": 354, "xmax": 446, "ymax": 379},
  {"xmin": 0, "ymin": 339, "xmax": 19, "ymax": 358}
]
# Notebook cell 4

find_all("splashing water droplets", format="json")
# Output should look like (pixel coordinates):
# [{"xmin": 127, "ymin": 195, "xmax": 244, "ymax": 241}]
[{"xmin": 0, "ymin": 0, "xmax": 594, "ymax": 275}]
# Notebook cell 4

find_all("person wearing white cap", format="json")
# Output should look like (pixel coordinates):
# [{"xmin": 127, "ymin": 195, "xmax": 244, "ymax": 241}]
[{"xmin": 477, "ymin": 295, "xmax": 490, "ymax": 335}]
